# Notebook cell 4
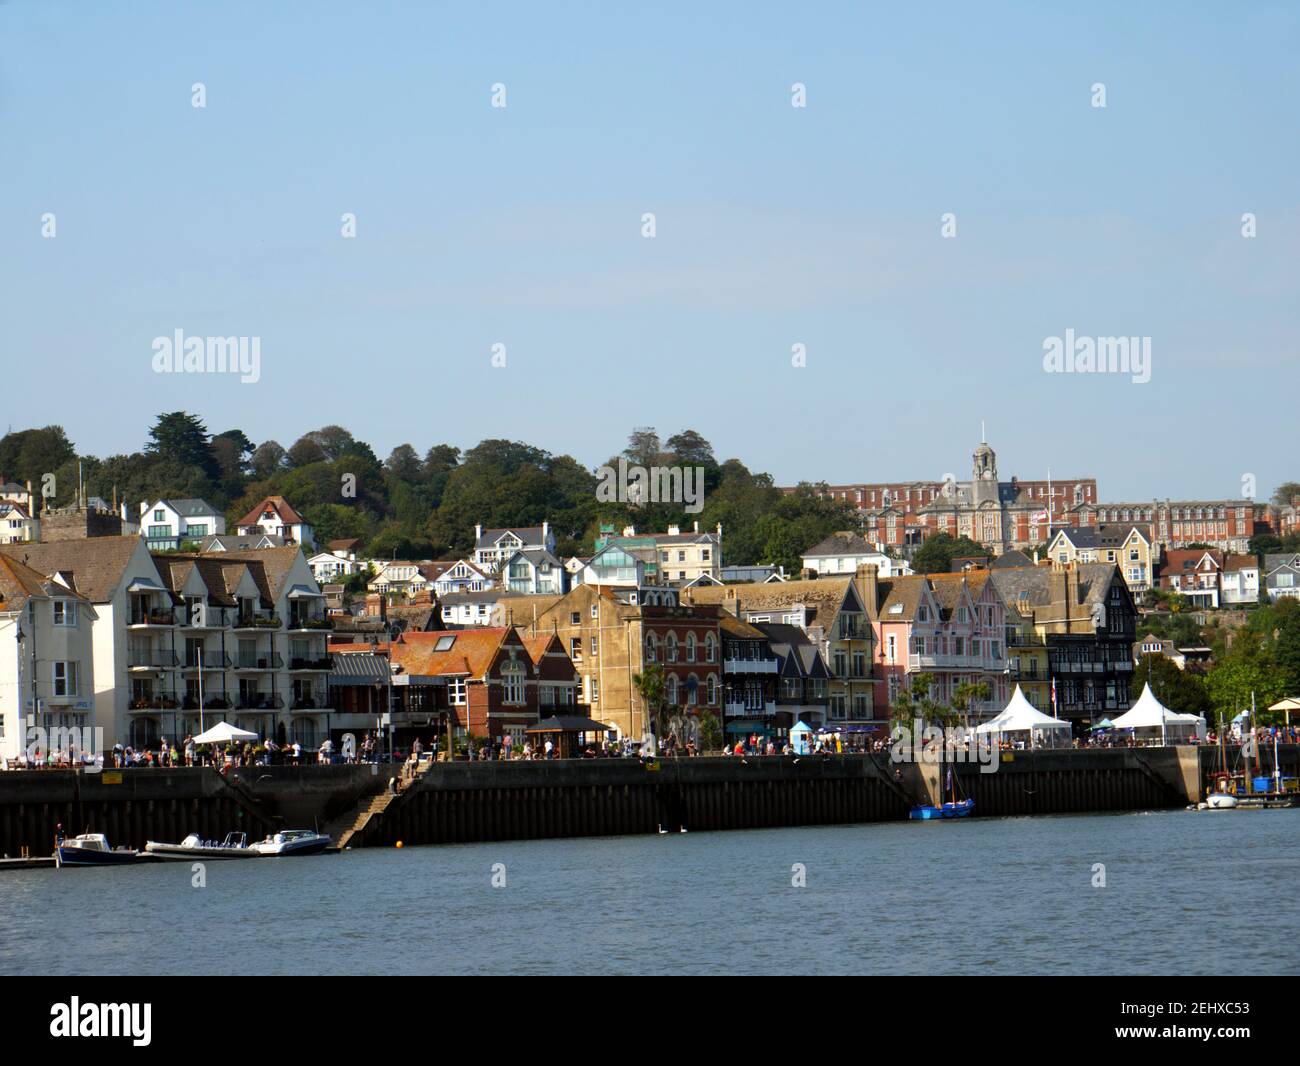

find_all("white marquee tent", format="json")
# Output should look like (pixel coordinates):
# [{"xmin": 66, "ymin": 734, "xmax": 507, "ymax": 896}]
[
  {"xmin": 1110, "ymin": 684, "xmax": 1205, "ymax": 743},
  {"xmin": 192, "ymin": 721, "xmax": 259, "ymax": 746},
  {"xmin": 973, "ymin": 685, "xmax": 1073, "ymax": 748}
]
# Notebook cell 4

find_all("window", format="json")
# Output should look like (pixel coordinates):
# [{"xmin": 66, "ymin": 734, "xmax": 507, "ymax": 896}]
[
  {"xmin": 502, "ymin": 661, "xmax": 525, "ymax": 705},
  {"xmin": 644, "ymin": 634, "xmax": 657, "ymax": 662},
  {"xmin": 590, "ymin": 636, "xmax": 598, "ymax": 657},
  {"xmin": 685, "ymin": 634, "xmax": 696, "ymax": 662},
  {"xmin": 666, "ymin": 676, "xmax": 678, "ymax": 705},
  {"xmin": 569, "ymin": 638, "xmax": 582, "ymax": 661},
  {"xmin": 591, "ymin": 604, "xmax": 598, "ymax": 619},
  {"xmin": 540, "ymin": 685, "xmax": 555, "ymax": 706},
  {"xmin": 53, "ymin": 601, "xmax": 77, "ymax": 627},
  {"xmin": 448, "ymin": 678, "xmax": 466, "ymax": 705},
  {"xmin": 53, "ymin": 661, "xmax": 79, "ymax": 697},
  {"xmin": 704, "ymin": 634, "xmax": 716, "ymax": 662},
  {"xmin": 706, "ymin": 675, "xmax": 717, "ymax": 704},
  {"xmin": 154, "ymin": 509, "xmax": 165, "ymax": 522},
  {"xmin": 570, "ymin": 612, "xmax": 580, "ymax": 625},
  {"xmin": 666, "ymin": 634, "xmax": 678, "ymax": 662},
  {"xmin": 587, "ymin": 676, "xmax": 599, "ymax": 703}
]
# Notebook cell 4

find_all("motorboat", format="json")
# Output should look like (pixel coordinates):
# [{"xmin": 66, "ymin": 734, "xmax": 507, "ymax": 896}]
[
  {"xmin": 54, "ymin": 832, "xmax": 141, "ymax": 867},
  {"xmin": 145, "ymin": 831, "xmax": 261, "ymax": 860},
  {"xmin": 249, "ymin": 829, "xmax": 331, "ymax": 856}
]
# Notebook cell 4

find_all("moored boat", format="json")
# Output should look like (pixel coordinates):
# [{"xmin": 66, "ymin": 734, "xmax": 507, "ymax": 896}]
[
  {"xmin": 54, "ymin": 831, "xmax": 141, "ymax": 867},
  {"xmin": 145, "ymin": 832, "xmax": 260, "ymax": 860},
  {"xmin": 249, "ymin": 829, "xmax": 331, "ymax": 856}
]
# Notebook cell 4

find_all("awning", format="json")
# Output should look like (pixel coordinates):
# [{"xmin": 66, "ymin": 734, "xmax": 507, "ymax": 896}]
[
  {"xmin": 127, "ymin": 578, "xmax": 166, "ymax": 593},
  {"xmin": 287, "ymin": 584, "xmax": 325, "ymax": 599},
  {"xmin": 525, "ymin": 716, "xmax": 612, "ymax": 734}
]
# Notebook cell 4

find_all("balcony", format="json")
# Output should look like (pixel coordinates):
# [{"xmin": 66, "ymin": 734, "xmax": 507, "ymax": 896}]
[
  {"xmin": 129, "ymin": 695, "xmax": 179, "ymax": 711},
  {"xmin": 291, "ymin": 692, "xmax": 329, "ymax": 711},
  {"xmin": 287, "ymin": 615, "xmax": 333, "ymax": 633},
  {"xmin": 722, "ymin": 658, "xmax": 779, "ymax": 674},
  {"xmin": 128, "ymin": 649, "xmax": 178, "ymax": 669},
  {"xmin": 128, "ymin": 608, "xmax": 175, "ymax": 628},
  {"xmin": 232, "ymin": 613, "xmax": 281, "ymax": 631},
  {"xmin": 288, "ymin": 656, "xmax": 332, "ymax": 671},
  {"xmin": 233, "ymin": 653, "xmax": 284, "ymax": 671},
  {"xmin": 179, "ymin": 606, "xmax": 232, "ymax": 630},
  {"xmin": 181, "ymin": 651, "xmax": 232, "ymax": 670},
  {"xmin": 724, "ymin": 700, "xmax": 777, "ymax": 718},
  {"xmin": 236, "ymin": 694, "xmax": 284, "ymax": 711},
  {"xmin": 908, "ymin": 653, "xmax": 1008, "ymax": 671},
  {"xmin": 182, "ymin": 695, "xmax": 231, "ymax": 711}
]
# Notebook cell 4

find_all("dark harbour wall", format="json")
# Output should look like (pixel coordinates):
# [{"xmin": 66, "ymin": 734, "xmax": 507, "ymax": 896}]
[{"xmin": 1, "ymin": 747, "xmax": 1295, "ymax": 856}]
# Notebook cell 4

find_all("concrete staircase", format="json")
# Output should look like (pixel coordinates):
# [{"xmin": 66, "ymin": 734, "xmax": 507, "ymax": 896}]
[
  {"xmin": 325, "ymin": 761, "xmax": 430, "ymax": 849},
  {"xmin": 327, "ymin": 791, "xmax": 398, "ymax": 850}
]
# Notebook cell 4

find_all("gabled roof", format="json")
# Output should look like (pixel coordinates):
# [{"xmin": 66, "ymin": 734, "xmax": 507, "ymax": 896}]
[
  {"xmin": 501, "ymin": 548, "xmax": 562, "ymax": 568},
  {"xmin": 328, "ymin": 538, "xmax": 360, "ymax": 551},
  {"xmin": 151, "ymin": 498, "xmax": 220, "ymax": 518},
  {"xmin": 1264, "ymin": 553, "xmax": 1300, "ymax": 575},
  {"xmin": 391, "ymin": 628, "xmax": 515, "ymax": 679},
  {"xmin": 988, "ymin": 562, "xmax": 1123, "ymax": 611},
  {"xmin": 194, "ymin": 546, "xmax": 306, "ymax": 602},
  {"xmin": 1223, "ymin": 555, "xmax": 1260, "ymax": 573},
  {"xmin": 1160, "ymin": 549, "xmax": 1223, "ymax": 573},
  {"xmin": 200, "ymin": 533, "xmax": 283, "ymax": 551},
  {"xmin": 1051, "ymin": 523, "xmax": 1150, "ymax": 550},
  {"xmin": 802, "ymin": 531, "xmax": 883, "ymax": 558},
  {"xmin": 0, "ymin": 553, "xmax": 92, "ymax": 610},
  {"xmin": 236, "ymin": 495, "xmax": 307, "ymax": 529},
  {"xmin": 682, "ymin": 575, "xmax": 858, "ymax": 630},
  {"xmin": 476, "ymin": 526, "xmax": 549, "ymax": 550},
  {"xmin": 0, "ymin": 535, "xmax": 150, "ymax": 603}
]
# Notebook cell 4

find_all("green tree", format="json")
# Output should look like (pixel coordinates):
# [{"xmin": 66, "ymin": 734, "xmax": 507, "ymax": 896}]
[
  {"xmin": 145, "ymin": 412, "xmax": 219, "ymax": 483},
  {"xmin": 632, "ymin": 662, "xmax": 668, "ymax": 739}
]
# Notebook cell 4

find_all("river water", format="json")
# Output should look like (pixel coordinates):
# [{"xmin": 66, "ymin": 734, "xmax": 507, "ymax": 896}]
[{"xmin": 2, "ymin": 808, "xmax": 1295, "ymax": 975}]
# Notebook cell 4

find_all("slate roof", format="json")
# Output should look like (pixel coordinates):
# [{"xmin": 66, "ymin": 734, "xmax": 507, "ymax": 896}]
[
  {"xmin": 235, "ymin": 495, "xmax": 307, "ymax": 529},
  {"xmin": 802, "ymin": 531, "xmax": 881, "ymax": 557},
  {"xmin": 475, "ymin": 526, "xmax": 548, "ymax": 550},
  {"xmin": 682, "ymin": 576, "xmax": 857, "ymax": 630},
  {"xmin": 0, "ymin": 535, "xmax": 147, "ymax": 603}
]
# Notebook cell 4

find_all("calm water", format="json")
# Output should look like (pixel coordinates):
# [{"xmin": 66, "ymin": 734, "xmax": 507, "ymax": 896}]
[{"xmin": 2, "ymin": 808, "xmax": 1296, "ymax": 975}]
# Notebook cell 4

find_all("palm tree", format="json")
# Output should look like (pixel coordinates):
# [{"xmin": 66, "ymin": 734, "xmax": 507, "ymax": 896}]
[{"xmin": 632, "ymin": 662, "xmax": 668, "ymax": 740}]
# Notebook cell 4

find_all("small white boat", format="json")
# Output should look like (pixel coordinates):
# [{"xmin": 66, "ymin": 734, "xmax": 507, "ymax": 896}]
[
  {"xmin": 1205, "ymin": 791, "xmax": 1239, "ymax": 810},
  {"xmin": 145, "ymin": 832, "xmax": 261, "ymax": 860},
  {"xmin": 249, "ymin": 829, "xmax": 331, "ymax": 856}
]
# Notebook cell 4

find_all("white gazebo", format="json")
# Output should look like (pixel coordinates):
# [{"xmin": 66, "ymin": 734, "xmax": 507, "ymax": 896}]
[
  {"xmin": 1110, "ymin": 684, "xmax": 1205, "ymax": 744},
  {"xmin": 973, "ymin": 685, "xmax": 1073, "ymax": 749},
  {"xmin": 192, "ymin": 721, "xmax": 260, "ymax": 746}
]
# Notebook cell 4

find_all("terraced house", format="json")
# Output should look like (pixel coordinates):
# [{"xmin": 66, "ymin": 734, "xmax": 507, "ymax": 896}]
[
  {"xmin": 868, "ymin": 570, "xmax": 1009, "ymax": 721},
  {"xmin": 989, "ymin": 562, "xmax": 1137, "ymax": 726},
  {"xmin": 683, "ymin": 569, "xmax": 875, "ymax": 727}
]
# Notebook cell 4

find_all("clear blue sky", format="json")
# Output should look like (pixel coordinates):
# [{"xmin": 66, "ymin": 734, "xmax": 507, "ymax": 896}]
[{"xmin": 1, "ymin": 1, "xmax": 1296, "ymax": 501}]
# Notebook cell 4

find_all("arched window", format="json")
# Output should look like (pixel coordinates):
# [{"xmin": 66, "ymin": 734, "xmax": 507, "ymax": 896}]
[
  {"xmin": 666, "ymin": 633, "xmax": 678, "ymax": 663},
  {"xmin": 666, "ymin": 675, "xmax": 679, "ymax": 706},
  {"xmin": 644, "ymin": 633, "xmax": 658, "ymax": 662},
  {"xmin": 706, "ymin": 675, "xmax": 718, "ymax": 705},
  {"xmin": 685, "ymin": 633, "xmax": 696, "ymax": 663},
  {"xmin": 704, "ymin": 633, "xmax": 716, "ymax": 663},
  {"xmin": 687, "ymin": 674, "xmax": 699, "ymax": 706}
]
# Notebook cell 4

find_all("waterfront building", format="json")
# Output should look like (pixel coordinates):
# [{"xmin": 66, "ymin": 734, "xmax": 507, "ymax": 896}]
[
  {"xmin": 989, "ymin": 562, "xmax": 1137, "ymax": 726},
  {"xmin": 869, "ymin": 570, "xmax": 1009, "ymax": 721},
  {"xmin": 683, "ymin": 571, "xmax": 875, "ymax": 727},
  {"xmin": 0, "ymin": 553, "xmax": 97, "ymax": 764},
  {"xmin": 752, "ymin": 622, "xmax": 831, "ymax": 731},
  {"xmin": 388, "ymin": 627, "xmax": 580, "ymax": 746},
  {"xmin": 0, "ymin": 537, "xmax": 330, "ymax": 750},
  {"xmin": 717, "ymin": 614, "xmax": 780, "ymax": 738}
]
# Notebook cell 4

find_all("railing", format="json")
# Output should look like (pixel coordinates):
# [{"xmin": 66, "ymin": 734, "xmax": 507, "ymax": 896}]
[
  {"xmin": 234, "ymin": 653, "xmax": 284, "ymax": 670},
  {"xmin": 722, "ymin": 658, "xmax": 779, "ymax": 673},
  {"xmin": 182, "ymin": 651, "xmax": 232, "ymax": 669},
  {"xmin": 128, "ymin": 650, "xmax": 178, "ymax": 668},
  {"xmin": 288, "ymin": 616, "xmax": 334, "ymax": 631},
  {"xmin": 128, "ymin": 695, "xmax": 179, "ymax": 710},
  {"xmin": 291, "ymin": 692, "xmax": 329, "ymax": 710},
  {"xmin": 233, "ymin": 613, "xmax": 281, "ymax": 629},
  {"xmin": 908, "ymin": 653, "xmax": 1008, "ymax": 670},
  {"xmin": 724, "ymin": 700, "xmax": 777, "ymax": 717},
  {"xmin": 236, "ymin": 694, "xmax": 284, "ymax": 711},
  {"xmin": 129, "ymin": 608, "xmax": 175, "ymax": 626},
  {"xmin": 289, "ymin": 656, "xmax": 332, "ymax": 671}
]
